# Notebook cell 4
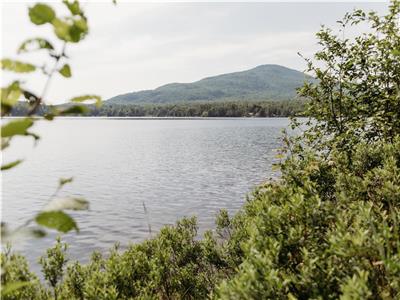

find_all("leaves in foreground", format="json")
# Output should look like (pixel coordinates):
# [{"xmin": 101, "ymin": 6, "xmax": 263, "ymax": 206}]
[
  {"xmin": 18, "ymin": 38, "xmax": 54, "ymax": 53},
  {"xmin": 28, "ymin": 3, "xmax": 55, "ymax": 25},
  {"xmin": 44, "ymin": 197, "xmax": 89, "ymax": 212},
  {"xmin": 70, "ymin": 95, "xmax": 102, "ymax": 107},
  {"xmin": 0, "ymin": 59, "xmax": 36, "ymax": 73},
  {"xmin": 1, "ymin": 118, "xmax": 33, "ymax": 138},
  {"xmin": 1, "ymin": 159, "xmax": 23, "ymax": 171},
  {"xmin": 35, "ymin": 211, "xmax": 78, "ymax": 233},
  {"xmin": 58, "ymin": 64, "xmax": 71, "ymax": 78}
]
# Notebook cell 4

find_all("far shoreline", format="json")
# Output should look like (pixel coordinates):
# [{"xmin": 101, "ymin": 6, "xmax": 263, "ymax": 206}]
[{"xmin": 2, "ymin": 116, "xmax": 299, "ymax": 120}]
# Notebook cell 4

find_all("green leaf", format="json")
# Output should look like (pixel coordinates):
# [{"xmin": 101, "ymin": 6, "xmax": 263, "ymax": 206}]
[
  {"xmin": 9, "ymin": 227, "xmax": 47, "ymax": 240},
  {"xmin": 35, "ymin": 211, "xmax": 78, "ymax": 233},
  {"xmin": 24, "ymin": 228, "xmax": 47, "ymax": 238},
  {"xmin": 271, "ymin": 163, "xmax": 281, "ymax": 171},
  {"xmin": 30, "ymin": 228, "xmax": 47, "ymax": 238},
  {"xmin": 1, "ymin": 159, "xmax": 23, "ymax": 171},
  {"xmin": 70, "ymin": 95, "xmax": 102, "ymax": 107},
  {"xmin": 51, "ymin": 16, "xmax": 88, "ymax": 43},
  {"xmin": 1, "ymin": 138, "xmax": 10, "ymax": 150},
  {"xmin": 59, "ymin": 64, "xmax": 72, "ymax": 77},
  {"xmin": 74, "ymin": 18, "xmax": 88, "ymax": 32},
  {"xmin": 29, "ymin": 3, "xmax": 56, "ymax": 25},
  {"xmin": 69, "ymin": 19, "xmax": 88, "ymax": 42},
  {"xmin": 52, "ymin": 18, "xmax": 71, "ymax": 41},
  {"xmin": 1, "ymin": 118, "xmax": 34, "ymax": 138},
  {"xmin": 59, "ymin": 104, "xmax": 88, "ymax": 115},
  {"xmin": 63, "ymin": 0, "xmax": 82, "ymax": 15},
  {"xmin": 45, "ymin": 197, "xmax": 89, "ymax": 211},
  {"xmin": 59, "ymin": 177, "xmax": 73, "ymax": 186},
  {"xmin": 1, "ymin": 282, "xmax": 32, "ymax": 297},
  {"xmin": 18, "ymin": 38, "xmax": 54, "ymax": 53},
  {"xmin": 1, "ymin": 81, "xmax": 22, "ymax": 107},
  {"xmin": 1, "ymin": 59, "xmax": 36, "ymax": 73}
]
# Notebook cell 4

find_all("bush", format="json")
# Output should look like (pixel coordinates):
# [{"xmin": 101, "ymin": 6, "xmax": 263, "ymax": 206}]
[
  {"xmin": 217, "ymin": 137, "xmax": 400, "ymax": 299},
  {"xmin": 2, "ymin": 137, "xmax": 399, "ymax": 299}
]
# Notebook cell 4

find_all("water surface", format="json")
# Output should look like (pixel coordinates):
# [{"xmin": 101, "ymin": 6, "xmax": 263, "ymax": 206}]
[{"xmin": 2, "ymin": 118, "xmax": 289, "ymax": 268}]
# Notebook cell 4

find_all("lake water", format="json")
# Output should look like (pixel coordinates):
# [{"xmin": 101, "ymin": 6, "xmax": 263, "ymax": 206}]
[{"xmin": 2, "ymin": 118, "xmax": 289, "ymax": 269}]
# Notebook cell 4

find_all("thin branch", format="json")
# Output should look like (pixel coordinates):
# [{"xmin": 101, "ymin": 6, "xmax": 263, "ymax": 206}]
[{"xmin": 27, "ymin": 42, "xmax": 67, "ymax": 116}]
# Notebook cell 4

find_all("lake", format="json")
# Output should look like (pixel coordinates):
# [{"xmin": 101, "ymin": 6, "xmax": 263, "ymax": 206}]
[{"xmin": 2, "ymin": 118, "xmax": 289, "ymax": 269}]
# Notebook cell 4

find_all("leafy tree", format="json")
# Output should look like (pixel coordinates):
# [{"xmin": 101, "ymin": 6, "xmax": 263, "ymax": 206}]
[
  {"xmin": 25, "ymin": 100, "xmax": 304, "ymax": 118},
  {"xmin": 217, "ymin": 1, "xmax": 400, "ymax": 298},
  {"xmin": 298, "ymin": 0, "xmax": 400, "ymax": 152}
]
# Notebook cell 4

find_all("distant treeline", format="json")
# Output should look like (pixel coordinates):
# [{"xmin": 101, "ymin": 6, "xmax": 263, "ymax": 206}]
[{"xmin": 10, "ymin": 100, "xmax": 305, "ymax": 118}]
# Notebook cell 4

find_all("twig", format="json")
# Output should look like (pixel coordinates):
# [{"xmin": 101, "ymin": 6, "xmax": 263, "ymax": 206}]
[
  {"xmin": 142, "ymin": 201, "xmax": 152, "ymax": 237},
  {"xmin": 27, "ymin": 42, "xmax": 67, "ymax": 116}
]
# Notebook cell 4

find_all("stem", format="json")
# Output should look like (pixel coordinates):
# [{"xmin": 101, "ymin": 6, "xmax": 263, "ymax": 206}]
[
  {"xmin": 142, "ymin": 201, "xmax": 152, "ymax": 237},
  {"xmin": 27, "ymin": 42, "xmax": 67, "ymax": 116}
]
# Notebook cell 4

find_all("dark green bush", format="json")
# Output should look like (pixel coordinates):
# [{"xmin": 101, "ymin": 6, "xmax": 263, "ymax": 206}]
[{"xmin": 217, "ymin": 137, "xmax": 400, "ymax": 299}]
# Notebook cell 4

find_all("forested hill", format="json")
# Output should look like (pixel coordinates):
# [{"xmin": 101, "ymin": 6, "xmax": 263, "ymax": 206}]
[{"xmin": 107, "ymin": 64, "xmax": 312, "ymax": 104}]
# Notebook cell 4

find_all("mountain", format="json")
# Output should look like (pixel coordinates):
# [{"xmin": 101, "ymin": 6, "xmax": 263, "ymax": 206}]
[{"xmin": 106, "ymin": 64, "xmax": 312, "ymax": 104}]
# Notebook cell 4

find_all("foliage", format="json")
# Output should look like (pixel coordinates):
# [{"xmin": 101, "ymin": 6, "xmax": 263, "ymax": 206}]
[
  {"xmin": 1, "ymin": 6, "xmax": 99, "ymax": 298},
  {"xmin": 298, "ymin": 0, "xmax": 400, "ymax": 151},
  {"xmin": 0, "ymin": 245, "xmax": 47, "ymax": 299},
  {"xmin": 39, "ymin": 237, "xmax": 69, "ymax": 299},
  {"xmin": 216, "ymin": 1, "xmax": 400, "ymax": 298},
  {"xmin": 10, "ymin": 100, "xmax": 305, "ymax": 118},
  {"xmin": 217, "ymin": 137, "xmax": 400, "ymax": 299},
  {"xmin": 1, "ymin": 219, "xmax": 231, "ymax": 299},
  {"xmin": 2, "ymin": 136, "xmax": 399, "ymax": 299},
  {"xmin": 2, "ymin": 1, "xmax": 400, "ymax": 299},
  {"xmin": 95, "ymin": 100, "xmax": 304, "ymax": 117},
  {"xmin": 1, "ymin": 0, "xmax": 102, "ymax": 240}
]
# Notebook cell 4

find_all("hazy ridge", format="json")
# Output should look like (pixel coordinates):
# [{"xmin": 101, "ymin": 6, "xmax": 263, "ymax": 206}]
[{"xmin": 107, "ymin": 64, "xmax": 313, "ymax": 104}]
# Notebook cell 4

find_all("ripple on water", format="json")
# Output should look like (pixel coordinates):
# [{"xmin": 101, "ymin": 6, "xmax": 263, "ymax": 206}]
[{"xmin": 2, "ymin": 118, "xmax": 290, "ymax": 269}]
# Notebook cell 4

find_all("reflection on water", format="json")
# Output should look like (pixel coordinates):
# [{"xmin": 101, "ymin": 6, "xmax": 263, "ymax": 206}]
[{"xmin": 2, "ymin": 118, "xmax": 289, "ymax": 270}]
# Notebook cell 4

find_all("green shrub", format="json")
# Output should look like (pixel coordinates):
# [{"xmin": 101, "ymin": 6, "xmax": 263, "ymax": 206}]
[
  {"xmin": 2, "ymin": 137, "xmax": 399, "ymax": 299},
  {"xmin": 217, "ymin": 138, "xmax": 400, "ymax": 299}
]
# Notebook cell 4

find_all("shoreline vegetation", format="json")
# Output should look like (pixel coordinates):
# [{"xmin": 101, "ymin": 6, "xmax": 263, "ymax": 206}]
[
  {"xmin": 3, "ymin": 116, "xmax": 297, "ymax": 120},
  {"xmin": 10, "ymin": 100, "xmax": 306, "ymax": 118},
  {"xmin": 1, "ymin": 0, "xmax": 399, "ymax": 299}
]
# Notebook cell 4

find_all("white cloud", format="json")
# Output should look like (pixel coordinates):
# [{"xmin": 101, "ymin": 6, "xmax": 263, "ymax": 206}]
[{"xmin": 1, "ymin": 1, "xmax": 389, "ymax": 104}]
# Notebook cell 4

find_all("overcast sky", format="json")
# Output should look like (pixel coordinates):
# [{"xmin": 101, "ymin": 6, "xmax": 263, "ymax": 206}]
[{"xmin": 1, "ymin": 1, "xmax": 388, "ymax": 104}]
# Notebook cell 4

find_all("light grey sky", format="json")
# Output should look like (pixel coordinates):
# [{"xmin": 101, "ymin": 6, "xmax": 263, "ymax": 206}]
[{"xmin": 1, "ymin": 1, "xmax": 388, "ymax": 104}]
